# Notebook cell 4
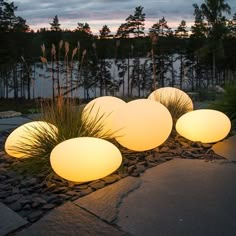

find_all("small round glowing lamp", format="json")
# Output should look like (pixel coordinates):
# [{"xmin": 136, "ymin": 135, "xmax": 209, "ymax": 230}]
[
  {"xmin": 113, "ymin": 99, "xmax": 173, "ymax": 151},
  {"xmin": 148, "ymin": 87, "xmax": 193, "ymax": 121},
  {"xmin": 5, "ymin": 121, "xmax": 58, "ymax": 158},
  {"xmin": 50, "ymin": 137, "xmax": 122, "ymax": 182},
  {"xmin": 82, "ymin": 96, "xmax": 126, "ymax": 136},
  {"xmin": 176, "ymin": 109, "xmax": 231, "ymax": 143}
]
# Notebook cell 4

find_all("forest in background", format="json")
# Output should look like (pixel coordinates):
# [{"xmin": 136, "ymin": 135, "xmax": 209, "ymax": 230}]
[{"xmin": 0, "ymin": 0, "xmax": 236, "ymax": 100}]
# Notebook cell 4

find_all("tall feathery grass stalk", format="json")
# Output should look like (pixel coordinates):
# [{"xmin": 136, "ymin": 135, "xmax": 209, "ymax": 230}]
[
  {"xmin": 64, "ymin": 41, "xmax": 70, "ymax": 97},
  {"xmin": 63, "ymin": 48, "xmax": 86, "ymax": 97},
  {"xmin": 70, "ymin": 47, "xmax": 78, "ymax": 97},
  {"xmin": 40, "ymin": 44, "xmax": 48, "ymax": 100},
  {"xmin": 149, "ymin": 33, "xmax": 158, "ymax": 92},
  {"xmin": 57, "ymin": 40, "xmax": 63, "ymax": 96},
  {"xmin": 51, "ymin": 43, "xmax": 56, "ymax": 99}
]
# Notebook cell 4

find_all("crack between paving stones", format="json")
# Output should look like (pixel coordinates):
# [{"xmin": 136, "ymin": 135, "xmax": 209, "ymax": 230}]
[
  {"xmin": 70, "ymin": 201, "xmax": 132, "ymax": 235},
  {"xmin": 112, "ymin": 178, "xmax": 143, "ymax": 224}
]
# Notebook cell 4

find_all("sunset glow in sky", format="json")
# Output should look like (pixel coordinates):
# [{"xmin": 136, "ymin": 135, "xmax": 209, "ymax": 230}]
[{"xmin": 14, "ymin": 0, "xmax": 236, "ymax": 34}]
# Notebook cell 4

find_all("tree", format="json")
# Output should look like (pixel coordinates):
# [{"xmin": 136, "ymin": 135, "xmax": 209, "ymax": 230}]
[
  {"xmin": 13, "ymin": 16, "xmax": 29, "ymax": 32},
  {"xmin": 228, "ymin": 13, "xmax": 236, "ymax": 38},
  {"xmin": 191, "ymin": 3, "xmax": 208, "ymax": 39},
  {"xmin": 116, "ymin": 23, "xmax": 129, "ymax": 38},
  {"xmin": 76, "ymin": 22, "xmax": 92, "ymax": 35},
  {"xmin": 200, "ymin": 0, "xmax": 231, "ymax": 39},
  {"xmin": 0, "ymin": 0, "xmax": 29, "ymax": 32},
  {"xmin": 175, "ymin": 20, "xmax": 188, "ymax": 38},
  {"xmin": 76, "ymin": 22, "xmax": 84, "ymax": 31},
  {"xmin": 201, "ymin": 0, "xmax": 231, "ymax": 85},
  {"xmin": 99, "ymin": 25, "xmax": 111, "ymax": 38},
  {"xmin": 149, "ymin": 17, "xmax": 171, "ymax": 36},
  {"xmin": 50, "ymin": 15, "xmax": 61, "ymax": 31},
  {"xmin": 125, "ymin": 6, "xmax": 145, "ymax": 37}
]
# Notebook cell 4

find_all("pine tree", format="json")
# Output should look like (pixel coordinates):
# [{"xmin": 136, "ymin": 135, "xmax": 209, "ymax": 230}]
[
  {"xmin": 191, "ymin": 3, "xmax": 208, "ymax": 39},
  {"xmin": 0, "ymin": 0, "xmax": 28, "ymax": 32},
  {"xmin": 50, "ymin": 15, "xmax": 61, "ymax": 31},
  {"xmin": 149, "ymin": 17, "xmax": 171, "ymax": 37},
  {"xmin": 125, "ymin": 6, "xmax": 145, "ymax": 37},
  {"xmin": 99, "ymin": 25, "xmax": 111, "ymax": 38},
  {"xmin": 175, "ymin": 20, "xmax": 188, "ymax": 38},
  {"xmin": 228, "ymin": 13, "xmax": 236, "ymax": 38},
  {"xmin": 116, "ymin": 23, "xmax": 129, "ymax": 38}
]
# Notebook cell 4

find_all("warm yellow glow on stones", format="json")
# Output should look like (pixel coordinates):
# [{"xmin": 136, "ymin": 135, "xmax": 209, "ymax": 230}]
[
  {"xmin": 50, "ymin": 137, "xmax": 122, "ymax": 182},
  {"xmin": 5, "ymin": 121, "xmax": 58, "ymax": 158},
  {"xmin": 176, "ymin": 109, "xmax": 231, "ymax": 143},
  {"xmin": 148, "ymin": 87, "xmax": 193, "ymax": 111},
  {"xmin": 82, "ymin": 96, "xmax": 126, "ymax": 136},
  {"xmin": 113, "ymin": 99, "xmax": 173, "ymax": 151}
]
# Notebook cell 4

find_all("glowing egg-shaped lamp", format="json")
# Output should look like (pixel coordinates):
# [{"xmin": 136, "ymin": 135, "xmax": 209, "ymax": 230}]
[
  {"xmin": 176, "ymin": 109, "xmax": 231, "ymax": 143},
  {"xmin": 5, "ymin": 121, "xmax": 58, "ymax": 158},
  {"xmin": 82, "ymin": 96, "xmax": 126, "ymax": 137},
  {"xmin": 148, "ymin": 87, "xmax": 193, "ymax": 122},
  {"xmin": 113, "ymin": 99, "xmax": 173, "ymax": 151},
  {"xmin": 50, "ymin": 137, "xmax": 122, "ymax": 182}
]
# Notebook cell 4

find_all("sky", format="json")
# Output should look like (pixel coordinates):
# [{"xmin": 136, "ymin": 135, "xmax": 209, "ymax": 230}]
[{"xmin": 14, "ymin": 0, "xmax": 236, "ymax": 34}]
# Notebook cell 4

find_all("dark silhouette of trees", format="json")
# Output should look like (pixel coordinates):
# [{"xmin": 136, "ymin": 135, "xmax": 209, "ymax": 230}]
[{"xmin": 1, "ymin": 2, "xmax": 236, "ymax": 100}]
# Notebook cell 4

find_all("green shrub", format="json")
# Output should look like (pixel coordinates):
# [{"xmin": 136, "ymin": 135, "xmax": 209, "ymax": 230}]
[{"xmin": 209, "ymin": 83, "xmax": 236, "ymax": 130}]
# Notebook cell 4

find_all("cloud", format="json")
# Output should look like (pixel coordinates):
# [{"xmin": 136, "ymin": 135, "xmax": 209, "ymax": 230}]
[{"xmin": 14, "ymin": 0, "xmax": 236, "ymax": 33}]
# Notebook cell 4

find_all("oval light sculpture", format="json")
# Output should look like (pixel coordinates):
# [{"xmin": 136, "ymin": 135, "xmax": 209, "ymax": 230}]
[
  {"xmin": 5, "ymin": 121, "xmax": 58, "ymax": 158},
  {"xmin": 82, "ymin": 96, "xmax": 126, "ymax": 137},
  {"xmin": 176, "ymin": 109, "xmax": 231, "ymax": 143},
  {"xmin": 113, "ymin": 99, "xmax": 173, "ymax": 151},
  {"xmin": 50, "ymin": 137, "xmax": 122, "ymax": 182},
  {"xmin": 148, "ymin": 87, "xmax": 193, "ymax": 122}
]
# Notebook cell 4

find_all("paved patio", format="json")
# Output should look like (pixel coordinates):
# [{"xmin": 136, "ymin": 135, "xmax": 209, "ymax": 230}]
[{"xmin": 0, "ymin": 158, "xmax": 235, "ymax": 236}]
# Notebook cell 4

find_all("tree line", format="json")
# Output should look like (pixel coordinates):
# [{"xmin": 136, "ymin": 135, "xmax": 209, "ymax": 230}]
[{"xmin": 0, "ymin": 0, "xmax": 236, "ymax": 100}]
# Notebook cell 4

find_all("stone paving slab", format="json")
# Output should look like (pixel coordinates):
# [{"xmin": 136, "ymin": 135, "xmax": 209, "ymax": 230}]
[
  {"xmin": 75, "ymin": 176, "xmax": 141, "ymax": 223},
  {"xmin": 212, "ymin": 135, "xmax": 236, "ymax": 161},
  {"xmin": 117, "ymin": 159, "xmax": 236, "ymax": 236},
  {"xmin": 15, "ymin": 202, "xmax": 128, "ymax": 236},
  {"xmin": 0, "ymin": 202, "xmax": 27, "ymax": 236},
  {"xmin": 0, "ymin": 117, "xmax": 32, "ymax": 131}
]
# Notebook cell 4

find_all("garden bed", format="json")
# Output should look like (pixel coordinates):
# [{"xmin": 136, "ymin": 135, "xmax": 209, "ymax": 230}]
[{"xmin": 0, "ymin": 128, "xmax": 225, "ymax": 223}]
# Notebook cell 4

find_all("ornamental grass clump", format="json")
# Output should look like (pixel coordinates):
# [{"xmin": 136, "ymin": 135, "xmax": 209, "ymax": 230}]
[
  {"xmin": 10, "ymin": 97, "xmax": 115, "ymax": 175},
  {"xmin": 152, "ymin": 90, "xmax": 193, "ymax": 125}
]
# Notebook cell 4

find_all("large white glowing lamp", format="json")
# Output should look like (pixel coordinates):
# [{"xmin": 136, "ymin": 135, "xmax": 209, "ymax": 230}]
[
  {"xmin": 113, "ymin": 99, "xmax": 173, "ymax": 151},
  {"xmin": 148, "ymin": 87, "xmax": 193, "ymax": 117},
  {"xmin": 176, "ymin": 109, "xmax": 231, "ymax": 143},
  {"xmin": 50, "ymin": 137, "xmax": 122, "ymax": 182},
  {"xmin": 5, "ymin": 121, "xmax": 58, "ymax": 158},
  {"xmin": 82, "ymin": 96, "xmax": 126, "ymax": 136}
]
